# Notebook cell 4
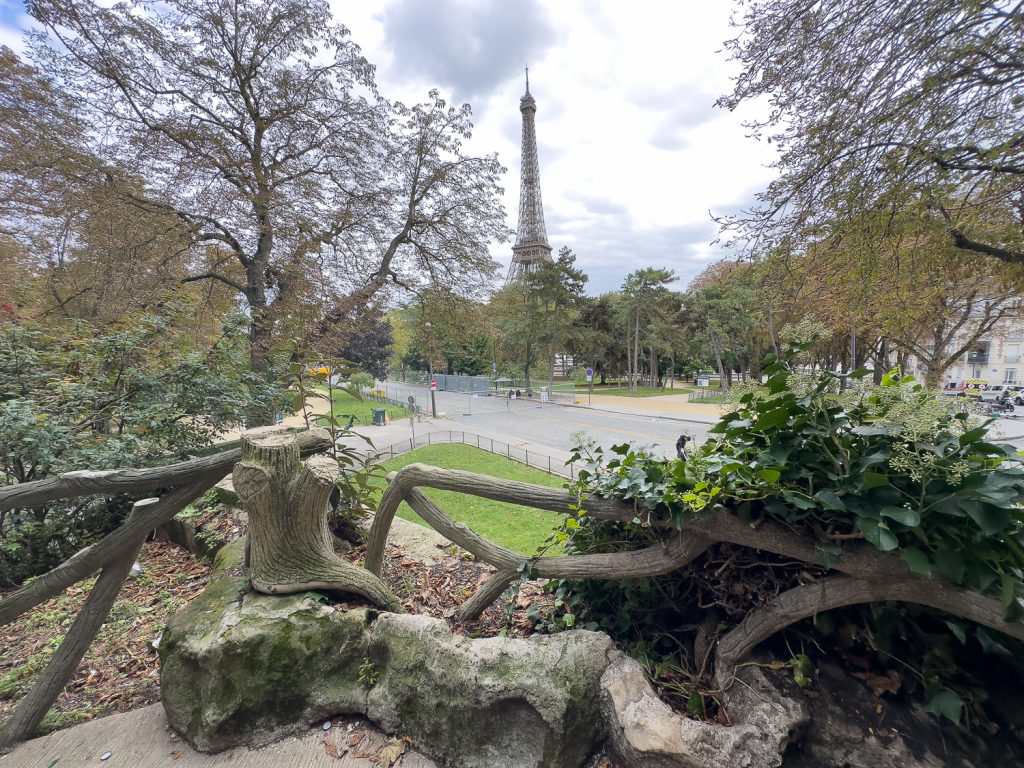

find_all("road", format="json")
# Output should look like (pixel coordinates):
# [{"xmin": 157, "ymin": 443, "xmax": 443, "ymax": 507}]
[
  {"xmin": 378, "ymin": 381, "xmax": 1024, "ymax": 457},
  {"xmin": 378, "ymin": 382, "xmax": 711, "ymax": 459}
]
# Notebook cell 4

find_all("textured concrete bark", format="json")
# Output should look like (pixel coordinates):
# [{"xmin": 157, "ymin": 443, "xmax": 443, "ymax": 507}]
[
  {"xmin": 0, "ymin": 499, "xmax": 153, "ymax": 750},
  {"xmin": 234, "ymin": 426, "xmax": 402, "ymax": 612},
  {"xmin": 369, "ymin": 465, "xmax": 1024, "ymax": 680}
]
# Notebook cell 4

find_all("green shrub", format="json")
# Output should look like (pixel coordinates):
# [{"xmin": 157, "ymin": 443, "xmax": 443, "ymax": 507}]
[
  {"xmin": 555, "ymin": 348, "xmax": 1024, "ymax": 722},
  {"xmin": 349, "ymin": 371, "xmax": 375, "ymax": 391},
  {"xmin": 0, "ymin": 312, "xmax": 282, "ymax": 585},
  {"xmin": 0, "ymin": 495, "xmax": 135, "ymax": 587}
]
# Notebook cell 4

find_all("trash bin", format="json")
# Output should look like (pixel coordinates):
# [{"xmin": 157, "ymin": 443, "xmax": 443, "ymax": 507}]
[{"xmin": 371, "ymin": 408, "xmax": 387, "ymax": 426}]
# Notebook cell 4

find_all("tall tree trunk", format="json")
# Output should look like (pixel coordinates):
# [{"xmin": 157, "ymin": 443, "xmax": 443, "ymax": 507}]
[
  {"xmin": 625, "ymin": 331, "xmax": 633, "ymax": 391},
  {"xmin": 767, "ymin": 306, "xmax": 780, "ymax": 357},
  {"xmin": 649, "ymin": 345, "xmax": 658, "ymax": 388},
  {"xmin": 710, "ymin": 330, "xmax": 729, "ymax": 396},
  {"xmin": 632, "ymin": 311, "xmax": 641, "ymax": 393},
  {"xmin": 897, "ymin": 349, "xmax": 910, "ymax": 375},
  {"xmin": 923, "ymin": 365, "xmax": 945, "ymax": 389},
  {"xmin": 874, "ymin": 337, "xmax": 890, "ymax": 384}
]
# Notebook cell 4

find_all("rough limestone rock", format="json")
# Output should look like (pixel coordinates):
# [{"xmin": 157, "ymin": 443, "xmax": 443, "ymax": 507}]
[
  {"xmin": 600, "ymin": 652, "xmax": 804, "ymax": 768},
  {"xmin": 213, "ymin": 474, "xmax": 240, "ymax": 506},
  {"xmin": 359, "ymin": 511, "xmax": 451, "ymax": 565},
  {"xmin": 159, "ymin": 540, "xmax": 372, "ymax": 752},
  {"xmin": 366, "ymin": 613, "xmax": 614, "ymax": 768},
  {"xmin": 722, "ymin": 664, "xmax": 810, "ymax": 759},
  {"xmin": 160, "ymin": 540, "xmax": 614, "ymax": 767}
]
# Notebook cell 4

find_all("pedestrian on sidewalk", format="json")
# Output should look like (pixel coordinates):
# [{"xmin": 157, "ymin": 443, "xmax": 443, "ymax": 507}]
[{"xmin": 676, "ymin": 434, "xmax": 689, "ymax": 461}]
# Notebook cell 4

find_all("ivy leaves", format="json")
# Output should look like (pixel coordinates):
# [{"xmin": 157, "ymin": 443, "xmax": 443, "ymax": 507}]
[
  {"xmin": 696, "ymin": 355, "xmax": 1024, "ymax": 619},
  {"xmin": 574, "ymin": 349, "xmax": 1024, "ymax": 621}
]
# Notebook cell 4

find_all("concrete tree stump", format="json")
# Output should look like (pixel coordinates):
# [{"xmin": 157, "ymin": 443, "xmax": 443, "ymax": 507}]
[{"xmin": 233, "ymin": 426, "xmax": 402, "ymax": 611}]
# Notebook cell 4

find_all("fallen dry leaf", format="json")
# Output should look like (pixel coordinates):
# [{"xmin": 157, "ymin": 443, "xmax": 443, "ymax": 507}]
[
  {"xmin": 853, "ymin": 669, "xmax": 901, "ymax": 697},
  {"xmin": 348, "ymin": 730, "xmax": 367, "ymax": 748},
  {"xmin": 324, "ymin": 737, "xmax": 346, "ymax": 759},
  {"xmin": 374, "ymin": 738, "xmax": 407, "ymax": 766},
  {"xmin": 170, "ymin": 750, "xmax": 183, "ymax": 760}
]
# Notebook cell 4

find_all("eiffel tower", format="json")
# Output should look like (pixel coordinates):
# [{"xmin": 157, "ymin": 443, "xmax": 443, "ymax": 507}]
[{"xmin": 505, "ymin": 67, "xmax": 553, "ymax": 285}]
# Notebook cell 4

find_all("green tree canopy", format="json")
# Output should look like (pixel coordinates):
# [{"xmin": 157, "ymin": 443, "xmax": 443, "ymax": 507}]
[{"xmin": 492, "ymin": 248, "xmax": 587, "ymax": 388}]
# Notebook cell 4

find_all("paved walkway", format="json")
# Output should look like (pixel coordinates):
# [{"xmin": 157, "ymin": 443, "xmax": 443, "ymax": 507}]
[
  {"xmin": 577, "ymin": 392, "xmax": 724, "ymax": 423},
  {"xmin": 1, "ymin": 704, "xmax": 437, "ymax": 767},
  {"xmin": 576, "ymin": 392, "xmax": 1024, "ymax": 443}
]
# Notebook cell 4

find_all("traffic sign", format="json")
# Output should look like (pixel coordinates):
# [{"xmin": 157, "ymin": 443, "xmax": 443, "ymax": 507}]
[
  {"xmin": 585, "ymin": 366, "xmax": 594, "ymax": 383},
  {"xmin": 430, "ymin": 378, "xmax": 437, "ymax": 391}
]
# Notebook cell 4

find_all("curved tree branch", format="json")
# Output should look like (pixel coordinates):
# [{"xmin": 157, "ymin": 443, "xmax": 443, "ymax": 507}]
[{"xmin": 716, "ymin": 573, "xmax": 1024, "ymax": 681}]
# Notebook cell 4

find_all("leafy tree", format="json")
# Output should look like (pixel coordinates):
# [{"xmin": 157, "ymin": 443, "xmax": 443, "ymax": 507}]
[
  {"xmin": 764, "ymin": 210, "xmax": 1024, "ymax": 386},
  {"xmin": 718, "ymin": 0, "xmax": 1024, "ymax": 265},
  {"xmin": 646, "ymin": 291, "xmax": 691, "ymax": 387},
  {"xmin": 24, "ymin": 0, "xmax": 507, "ymax": 421},
  {"xmin": 566, "ymin": 294, "xmax": 625, "ymax": 384},
  {"xmin": 682, "ymin": 262, "xmax": 766, "ymax": 394},
  {"xmin": 0, "ymin": 307, "xmax": 279, "ymax": 584},
  {"xmin": 393, "ymin": 289, "xmax": 491, "ymax": 378},
  {"xmin": 335, "ymin": 307, "xmax": 394, "ymax": 381},
  {"xmin": 492, "ymin": 248, "xmax": 587, "ymax": 389},
  {"xmin": 386, "ymin": 307, "xmax": 415, "ymax": 379},
  {"xmin": 619, "ymin": 268, "xmax": 676, "ymax": 392},
  {"xmin": 0, "ymin": 48, "xmax": 233, "ymax": 325}
]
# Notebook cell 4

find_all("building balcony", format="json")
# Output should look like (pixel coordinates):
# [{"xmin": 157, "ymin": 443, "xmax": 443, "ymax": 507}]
[
  {"xmin": 966, "ymin": 352, "xmax": 989, "ymax": 365},
  {"xmin": 1005, "ymin": 355, "xmax": 1021, "ymax": 364}
]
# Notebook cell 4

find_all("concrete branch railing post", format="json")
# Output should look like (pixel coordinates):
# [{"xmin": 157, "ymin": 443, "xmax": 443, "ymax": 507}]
[
  {"xmin": 0, "ymin": 428, "xmax": 332, "ymax": 750},
  {"xmin": 0, "ymin": 498, "xmax": 155, "ymax": 750},
  {"xmin": 368, "ymin": 464, "xmax": 1024, "ymax": 681}
]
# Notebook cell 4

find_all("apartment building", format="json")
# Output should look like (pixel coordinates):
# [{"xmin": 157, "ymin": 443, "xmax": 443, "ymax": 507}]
[{"xmin": 924, "ymin": 318, "xmax": 1024, "ymax": 386}]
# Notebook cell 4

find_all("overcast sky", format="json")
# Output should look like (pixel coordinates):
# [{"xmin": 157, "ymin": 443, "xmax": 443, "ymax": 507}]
[{"xmin": 0, "ymin": 0, "xmax": 778, "ymax": 295}]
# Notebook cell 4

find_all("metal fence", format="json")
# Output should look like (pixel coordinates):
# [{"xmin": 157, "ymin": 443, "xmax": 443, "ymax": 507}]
[
  {"xmin": 382, "ymin": 378, "xmax": 581, "ymax": 409},
  {"xmin": 375, "ymin": 430, "xmax": 583, "ymax": 480},
  {"xmin": 390, "ymin": 372, "xmax": 491, "ymax": 393},
  {"xmin": 363, "ymin": 388, "xmax": 421, "ymax": 413},
  {"xmin": 368, "ymin": 382, "xmax": 576, "ymax": 414},
  {"xmin": 689, "ymin": 388, "xmax": 727, "ymax": 402}
]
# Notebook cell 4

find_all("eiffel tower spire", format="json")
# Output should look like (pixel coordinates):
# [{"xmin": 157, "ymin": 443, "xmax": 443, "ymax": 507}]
[{"xmin": 506, "ymin": 66, "xmax": 553, "ymax": 285}]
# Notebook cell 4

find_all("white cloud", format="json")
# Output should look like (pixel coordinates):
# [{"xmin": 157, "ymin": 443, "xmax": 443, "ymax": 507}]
[
  {"xmin": 3, "ymin": 0, "xmax": 778, "ymax": 295},
  {"xmin": 335, "ymin": 0, "xmax": 778, "ymax": 292}
]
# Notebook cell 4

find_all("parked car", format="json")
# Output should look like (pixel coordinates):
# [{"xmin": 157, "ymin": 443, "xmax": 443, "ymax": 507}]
[
  {"xmin": 941, "ymin": 381, "xmax": 961, "ymax": 396},
  {"xmin": 978, "ymin": 384, "xmax": 1010, "ymax": 402}
]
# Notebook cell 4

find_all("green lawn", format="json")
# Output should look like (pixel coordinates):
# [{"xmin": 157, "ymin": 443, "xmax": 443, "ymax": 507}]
[
  {"xmin": 370, "ymin": 444, "xmax": 568, "ymax": 555},
  {"xmin": 586, "ymin": 385, "xmax": 694, "ymax": 398},
  {"xmin": 315, "ymin": 388, "xmax": 409, "ymax": 427},
  {"xmin": 548, "ymin": 383, "xmax": 693, "ymax": 398}
]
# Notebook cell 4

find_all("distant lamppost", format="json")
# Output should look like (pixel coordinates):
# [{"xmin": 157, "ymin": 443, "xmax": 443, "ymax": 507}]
[{"xmin": 424, "ymin": 321, "xmax": 438, "ymax": 418}]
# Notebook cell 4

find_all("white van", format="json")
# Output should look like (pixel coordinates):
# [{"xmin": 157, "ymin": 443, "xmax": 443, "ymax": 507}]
[{"xmin": 979, "ymin": 384, "xmax": 1010, "ymax": 402}]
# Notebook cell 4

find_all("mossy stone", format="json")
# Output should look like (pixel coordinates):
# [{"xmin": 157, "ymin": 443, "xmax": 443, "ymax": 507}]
[{"xmin": 160, "ymin": 580, "xmax": 614, "ymax": 766}]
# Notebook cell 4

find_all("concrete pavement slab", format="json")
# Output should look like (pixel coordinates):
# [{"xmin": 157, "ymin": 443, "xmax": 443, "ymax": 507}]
[{"xmin": 1, "ymin": 704, "xmax": 437, "ymax": 768}]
